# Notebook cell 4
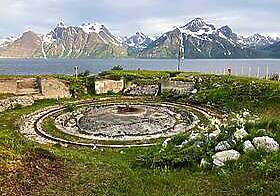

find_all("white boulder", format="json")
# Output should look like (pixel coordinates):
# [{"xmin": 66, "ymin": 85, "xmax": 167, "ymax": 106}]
[
  {"xmin": 234, "ymin": 127, "xmax": 249, "ymax": 141},
  {"xmin": 243, "ymin": 140, "xmax": 256, "ymax": 152},
  {"xmin": 215, "ymin": 141, "xmax": 231, "ymax": 152},
  {"xmin": 212, "ymin": 150, "xmax": 240, "ymax": 167},
  {"xmin": 252, "ymin": 136, "xmax": 279, "ymax": 152}
]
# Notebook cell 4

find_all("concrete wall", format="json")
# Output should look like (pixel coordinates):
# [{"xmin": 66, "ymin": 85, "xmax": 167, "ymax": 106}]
[
  {"xmin": 0, "ymin": 77, "xmax": 70, "ymax": 99},
  {"xmin": 0, "ymin": 78, "xmax": 40, "ymax": 95},
  {"xmin": 40, "ymin": 78, "xmax": 71, "ymax": 99},
  {"xmin": 95, "ymin": 79, "xmax": 124, "ymax": 94},
  {"xmin": 0, "ymin": 79, "xmax": 18, "ymax": 94},
  {"xmin": 161, "ymin": 80, "xmax": 194, "ymax": 94}
]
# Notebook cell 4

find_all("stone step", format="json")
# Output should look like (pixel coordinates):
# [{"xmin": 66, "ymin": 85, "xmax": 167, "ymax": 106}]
[{"xmin": 16, "ymin": 88, "xmax": 41, "ymax": 95}]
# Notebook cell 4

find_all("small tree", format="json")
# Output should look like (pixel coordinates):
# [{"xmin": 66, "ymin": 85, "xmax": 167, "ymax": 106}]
[
  {"xmin": 78, "ymin": 70, "xmax": 91, "ymax": 77},
  {"xmin": 111, "ymin": 65, "xmax": 124, "ymax": 70}
]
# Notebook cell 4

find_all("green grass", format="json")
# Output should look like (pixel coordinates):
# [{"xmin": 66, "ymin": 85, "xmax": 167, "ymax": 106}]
[{"xmin": 1, "ymin": 71, "xmax": 280, "ymax": 195}]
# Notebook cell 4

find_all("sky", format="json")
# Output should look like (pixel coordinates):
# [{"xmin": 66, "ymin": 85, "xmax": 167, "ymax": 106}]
[{"xmin": 0, "ymin": 0, "xmax": 279, "ymax": 38}]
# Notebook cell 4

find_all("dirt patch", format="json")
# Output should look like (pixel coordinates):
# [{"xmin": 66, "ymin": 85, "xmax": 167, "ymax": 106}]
[{"xmin": 0, "ymin": 148, "xmax": 64, "ymax": 196}]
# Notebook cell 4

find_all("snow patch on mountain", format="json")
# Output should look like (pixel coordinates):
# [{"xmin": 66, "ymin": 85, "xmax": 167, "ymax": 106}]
[
  {"xmin": 80, "ymin": 23, "xmax": 104, "ymax": 34},
  {"xmin": 0, "ymin": 36, "xmax": 17, "ymax": 47},
  {"xmin": 124, "ymin": 32, "xmax": 154, "ymax": 48},
  {"xmin": 243, "ymin": 34, "xmax": 279, "ymax": 48}
]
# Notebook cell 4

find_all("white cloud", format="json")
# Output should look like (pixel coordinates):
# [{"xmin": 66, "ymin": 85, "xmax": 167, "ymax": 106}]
[{"xmin": 0, "ymin": 0, "xmax": 279, "ymax": 38}]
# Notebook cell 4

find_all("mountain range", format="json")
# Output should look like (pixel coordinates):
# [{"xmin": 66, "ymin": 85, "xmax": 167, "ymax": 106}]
[{"xmin": 0, "ymin": 18, "xmax": 279, "ymax": 59}]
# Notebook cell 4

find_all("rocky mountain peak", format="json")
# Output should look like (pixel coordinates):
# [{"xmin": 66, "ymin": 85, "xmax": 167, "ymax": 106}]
[
  {"xmin": 56, "ymin": 21, "xmax": 67, "ymax": 28},
  {"xmin": 218, "ymin": 26, "xmax": 233, "ymax": 37},
  {"xmin": 22, "ymin": 31, "xmax": 39, "ymax": 38},
  {"xmin": 244, "ymin": 33, "xmax": 278, "ymax": 47},
  {"xmin": 80, "ymin": 22, "xmax": 106, "ymax": 34},
  {"xmin": 181, "ymin": 18, "xmax": 214, "ymax": 32},
  {"xmin": 124, "ymin": 32, "xmax": 154, "ymax": 50}
]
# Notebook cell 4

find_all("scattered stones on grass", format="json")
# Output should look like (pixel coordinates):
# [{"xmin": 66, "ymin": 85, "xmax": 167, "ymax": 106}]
[{"xmin": 0, "ymin": 96, "xmax": 35, "ymax": 112}]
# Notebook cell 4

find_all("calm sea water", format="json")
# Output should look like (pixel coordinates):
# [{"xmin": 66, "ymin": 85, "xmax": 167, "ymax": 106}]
[{"xmin": 0, "ymin": 58, "xmax": 279, "ymax": 76}]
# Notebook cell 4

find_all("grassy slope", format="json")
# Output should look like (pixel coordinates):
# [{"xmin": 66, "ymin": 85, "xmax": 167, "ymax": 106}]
[{"xmin": 0, "ymin": 71, "xmax": 280, "ymax": 195}]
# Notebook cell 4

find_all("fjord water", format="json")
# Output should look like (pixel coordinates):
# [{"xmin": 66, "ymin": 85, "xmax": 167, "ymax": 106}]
[{"xmin": 0, "ymin": 58, "xmax": 279, "ymax": 76}]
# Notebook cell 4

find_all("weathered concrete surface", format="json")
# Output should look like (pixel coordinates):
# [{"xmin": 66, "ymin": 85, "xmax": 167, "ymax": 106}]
[
  {"xmin": 160, "ymin": 80, "xmax": 194, "ymax": 94},
  {"xmin": 19, "ymin": 100, "xmax": 213, "ymax": 148},
  {"xmin": 124, "ymin": 84, "xmax": 159, "ymax": 95},
  {"xmin": 95, "ymin": 79, "xmax": 124, "ymax": 94},
  {"xmin": 0, "ymin": 77, "xmax": 71, "ymax": 99},
  {"xmin": 0, "ymin": 78, "xmax": 40, "ymax": 95},
  {"xmin": 39, "ymin": 78, "xmax": 71, "ymax": 99}
]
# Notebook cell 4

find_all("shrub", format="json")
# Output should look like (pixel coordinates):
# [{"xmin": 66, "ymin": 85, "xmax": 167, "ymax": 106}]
[
  {"xmin": 111, "ymin": 65, "xmax": 124, "ymax": 70},
  {"xmin": 137, "ymin": 145, "xmax": 205, "ymax": 169},
  {"xmin": 170, "ymin": 133, "xmax": 189, "ymax": 146}
]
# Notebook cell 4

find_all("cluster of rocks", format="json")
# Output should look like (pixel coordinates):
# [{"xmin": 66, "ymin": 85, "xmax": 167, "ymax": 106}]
[
  {"xmin": 163, "ymin": 126, "xmax": 279, "ymax": 168},
  {"xmin": 211, "ymin": 128, "xmax": 279, "ymax": 167},
  {"xmin": 0, "ymin": 96, "xmax": 35, "ymax": 112},
  {"xmin": 124, "ymin": 85, "xmax": 159, "ymax": 95},
  {"xmin": 211, "ymin": 135, "xmax": 279, "ymax": 167}
]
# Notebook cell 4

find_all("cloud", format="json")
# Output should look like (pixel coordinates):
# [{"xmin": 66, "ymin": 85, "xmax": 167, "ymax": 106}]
[{"xmin": 0, "ymin": 0, "xmax": 279, "ymax": 38}]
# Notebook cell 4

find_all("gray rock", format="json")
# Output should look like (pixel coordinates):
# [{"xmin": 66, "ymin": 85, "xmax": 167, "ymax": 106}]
[
  {"xmin": 215, "ymin": 141, "xmax": 231, "ymax": 152},
  {"xmin": 243, "ymin": 140, "xmax": 256, "ymax": 152},
  {"xmin": 124, "ymin": 85, "xmax": 159, "ymax": 95},
  {"xmin": 234, "ymin": 127, "xmax": 249, "ymax": 141},
  {"xmin": 208, "ymin": 132, "xmax": 220, "ymax": 140},
  {"xmin": 253, "ymin": 136, "xmax": 279, "ymax": 152},
  {"xmin": 212, "ymin": 150, "xmax": 240, "ymax": 167},
  {"xmin": 227, "ymin": 136, "xmax": 237, "ymax": 146}
]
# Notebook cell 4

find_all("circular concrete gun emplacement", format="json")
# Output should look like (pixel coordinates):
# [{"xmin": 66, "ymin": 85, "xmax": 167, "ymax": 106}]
[{"xmin": 19, "ymin": 98, "xmax": 223, "ymax": 148}]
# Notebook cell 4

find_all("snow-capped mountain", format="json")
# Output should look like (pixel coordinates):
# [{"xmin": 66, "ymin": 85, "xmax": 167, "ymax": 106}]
[
  {"xmin": 41, "ymin": 22, "xmax": 126, "ymax": 58},
  {"xmin": 0, "ymin": 22, "xmax": 127, "ymax": 58},
  {"xmin": 0, "ymin": 18, "xmax": 280, "ymax": 59},
  {"xmin": 0, "ymin": 31, "xmax": 42, "ymax": 58},
  {"xmin": 123, "ymin": 32, "xmax": 154, "ymax": 56},
  {"xmin": 124, "ymin": 32, "xmax": 154, "ymax": 48},
  {"xmin": 139, "ymin": 18, "xmax": 270, "ymax": 59},
  {"xmin": 243, "ymin": 34, "xmax": 279, "ymax": 49},
  {"xmin": 263, "ymin": 40, "xmax": 280, "ymax": 58}
]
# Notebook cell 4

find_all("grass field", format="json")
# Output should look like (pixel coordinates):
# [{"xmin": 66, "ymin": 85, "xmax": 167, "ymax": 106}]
[{"xmin": 0, "ymin": 71, "xmax": 279, "ymax": 195}]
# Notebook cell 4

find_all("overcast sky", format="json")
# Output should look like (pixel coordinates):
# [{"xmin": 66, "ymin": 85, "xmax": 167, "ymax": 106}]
[{"xmin": 0, "ymin": 0, "xmax": 279, "ymax": 38}]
